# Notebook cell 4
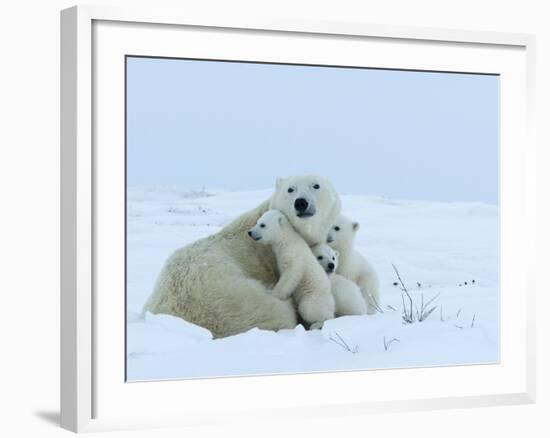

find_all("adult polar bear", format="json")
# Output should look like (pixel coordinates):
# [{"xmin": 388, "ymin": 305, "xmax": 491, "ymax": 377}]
[{"xmin": 142, "ymin": 175, "xmax": 342, "ymax": 338}]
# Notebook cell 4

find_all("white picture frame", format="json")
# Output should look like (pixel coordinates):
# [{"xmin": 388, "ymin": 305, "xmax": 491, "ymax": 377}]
[{"xmin": 60, "ymin": 4, "xmax": 537, "ymax": 433}]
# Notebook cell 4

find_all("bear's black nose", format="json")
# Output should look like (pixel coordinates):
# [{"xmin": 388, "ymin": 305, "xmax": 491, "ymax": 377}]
[
  {"xmin": 294, "ymin": 198, "xmax": 309, "ymax": 212},
  {"xmin": 247, "ymin": 231, "xmax": 253, "ymax": 237},
  {"xmin": 328, "ymin": 262, "xmax": 335, "ymax": 270}
]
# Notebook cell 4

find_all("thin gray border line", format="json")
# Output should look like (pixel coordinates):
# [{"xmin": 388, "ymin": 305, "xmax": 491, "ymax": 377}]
[{"xmin": 126, "ymin": 53, "xmax": 500, "ymax": 76}]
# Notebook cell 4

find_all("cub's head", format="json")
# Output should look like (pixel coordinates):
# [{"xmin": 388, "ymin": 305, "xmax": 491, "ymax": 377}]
[
  {"xmin": 311, "ymin": 243, "xmax": 339, "ymax": 275},
  {"xmin": 269, "ymin": 175, "xmax": 341, "ymax": 246},
  {"xmin": 327, "ymin": 215, "xmax": 360, "ymax": 252},
  {"xmin": 247, "ymin": 209, "xmax": 288, "ymax": 244}
]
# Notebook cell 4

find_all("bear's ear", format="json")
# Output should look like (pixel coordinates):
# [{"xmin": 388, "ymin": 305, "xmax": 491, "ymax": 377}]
[
  {"xmin": 352, "ymin": 222, "xmax": 360, "ymax": 232},
  {"xmin": 275, "ymin": 177, "xmax": 285, "ymax": 189}
]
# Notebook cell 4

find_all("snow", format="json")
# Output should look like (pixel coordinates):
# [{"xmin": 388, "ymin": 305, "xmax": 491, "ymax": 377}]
[{"xmin": 126, "ymin": 186, "xmax": 499, "ymax": 381}]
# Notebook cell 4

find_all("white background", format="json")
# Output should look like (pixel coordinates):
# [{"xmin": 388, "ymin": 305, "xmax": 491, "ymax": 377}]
[
  {"xmin": 0, "ymin": 1, "xmax": 547, "ymax": 437},
  {"xmin": 95, "ymin": 19, "xmax": 525, "ymax": 420}
]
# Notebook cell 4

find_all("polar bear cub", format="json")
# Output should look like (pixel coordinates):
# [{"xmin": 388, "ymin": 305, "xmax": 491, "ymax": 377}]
[
  {"xmin": 311, "ymin": 244, "xmax": 367, "ymax": 317},
  {"xmin": 327, "ymin": 215, "xmax": 381, "ymax": 314},
  {"xmin": 248, "ymin": 209, "xmax": 335, "ymax": 329}
]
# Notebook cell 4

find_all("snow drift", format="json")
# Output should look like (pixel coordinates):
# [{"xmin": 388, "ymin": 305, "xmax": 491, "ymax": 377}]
[{"xmin": 126, "ymin": 187, "xmax": 499, "ymax": 381}]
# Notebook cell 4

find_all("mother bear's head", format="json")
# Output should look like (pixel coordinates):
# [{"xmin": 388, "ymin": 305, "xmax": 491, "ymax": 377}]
[{"xmin": 269, "ymin": 175, "xmax": 341, "ymax": 246}]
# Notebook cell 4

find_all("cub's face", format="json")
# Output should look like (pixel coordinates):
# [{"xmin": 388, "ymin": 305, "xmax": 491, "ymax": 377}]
[
  {"xmin": 311, "ymin": 243, "xmax": 339, "ymax": 275},
  {"xmin": 269, "ymin": 175, "xmax": 341, "ymax": 246},
  {"xmin": 327, "ymin": 215, "xmax": 359, "ymax": 252},
  {"xmin": 247, "ymin": 209, "xmax": 287, "ymax": 244}
]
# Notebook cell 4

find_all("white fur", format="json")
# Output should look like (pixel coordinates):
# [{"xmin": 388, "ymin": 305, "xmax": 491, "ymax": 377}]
[
  {"xmin": 249, "ymin": 210, "xmax": 335, "ymax": 329},
  {"xmin": 270, "ymin": 175, "xmax": 341, "ymax": 246},
  {"xmin": 311, "ymin": 243, "xmax": 367, "ymax": 317},
  {"xmin": 142, "ymin": 175, "xmax": 341, "ymax": 338},
  {"xmin": 327, "ymin": 215, "xmax": 381, "ymax": 314}
]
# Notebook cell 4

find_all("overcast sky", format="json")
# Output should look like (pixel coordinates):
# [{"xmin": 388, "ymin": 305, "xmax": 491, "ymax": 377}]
[{"xmin": 126, "ymin": 57, "xmax": 498, "ymax": 204}]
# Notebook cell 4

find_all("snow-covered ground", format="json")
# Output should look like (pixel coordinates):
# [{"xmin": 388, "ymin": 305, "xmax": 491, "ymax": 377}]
[{"xmin": 126, "ymin": 186, "xmax": 499, "ymax": 381}]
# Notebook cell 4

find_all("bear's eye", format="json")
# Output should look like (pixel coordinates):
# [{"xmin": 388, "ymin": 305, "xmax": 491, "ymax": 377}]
[
  {"xmin": 313, "ymin": 183, "xmax": 320, "ymax": 190},
  {"xmin": 317, "ymin": 256, "xmax": 323, "ymax": 260},
  {"xmin": 332, "ymin": 257, "xmax": 335, "ymax": 261},
  {"xmin": 260, "ymin": 223, "xmax": 266, "ymax": 228},
  {"xmin": 334, "ymin": 226, "xmax": 340, "ymax": 231},
  {"xmin": 287, "ymin": 187, "xmax": 294, "ymax": 193}
]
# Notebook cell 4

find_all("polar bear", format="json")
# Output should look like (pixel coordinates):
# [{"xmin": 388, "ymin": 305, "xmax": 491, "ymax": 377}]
[
  {"xmin": 142, "ymin": 175, "xmax": 341, "ymax": 338},
  {"xmin": 311, "ymin": 243, "xmax": 367, "ymax": 317},
  {"xmin": 248, "ymin": 210, "xmax": 335, "ymax": 329},
  {"xmin": 327, "ymin": 215, "xmax": 381, "ymax": 314}
]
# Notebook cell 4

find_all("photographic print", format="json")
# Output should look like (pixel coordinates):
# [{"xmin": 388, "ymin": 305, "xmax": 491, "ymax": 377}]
[{"xmin": 125, "ymin": 56, "xmax": 499, "ymax": 381}]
